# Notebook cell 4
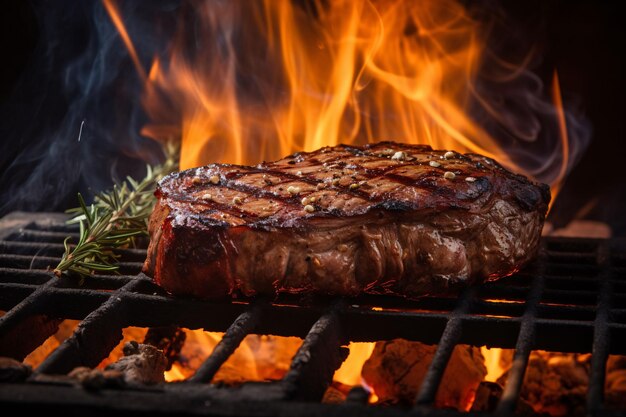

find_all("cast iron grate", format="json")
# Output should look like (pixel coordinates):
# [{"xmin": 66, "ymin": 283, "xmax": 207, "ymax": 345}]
[{"xmin": 0, "ymin": 211, "xmax": 625, "ymax": 416}]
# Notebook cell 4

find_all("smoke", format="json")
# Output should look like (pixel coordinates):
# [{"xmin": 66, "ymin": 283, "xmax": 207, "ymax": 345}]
[
  {"xmin": 0, "ymin": 0, "xmax": 174, "ymax": 216},
  {"xmin": 465, "ymin": 1, "xmax": 592, "ymax": 187}
]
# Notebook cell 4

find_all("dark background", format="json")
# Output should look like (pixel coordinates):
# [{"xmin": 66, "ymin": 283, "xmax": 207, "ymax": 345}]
[{"xmin": 0, "ymin": 0, "xmax": 624, "ymax": 235}]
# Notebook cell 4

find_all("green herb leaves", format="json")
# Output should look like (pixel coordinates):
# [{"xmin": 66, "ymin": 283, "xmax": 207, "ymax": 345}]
[{"xmin": 53, "ymin": 142, "xmax": 179, "ymax": 279}]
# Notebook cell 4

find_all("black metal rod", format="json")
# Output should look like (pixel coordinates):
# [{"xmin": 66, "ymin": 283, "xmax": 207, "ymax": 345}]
[
  {"xmin": 0, "ymin": 283, "xmax": 35, "ymax": 311},
  {"xmin": 0, "ymin": 240, "xmax": 147, "ymax": 261},
  {"xmin": 495, "ymin": 252, "xmax": 546, "ymax": 415},
  {"xmin": 0, "ymin": 241, "xmax": 65, "ymax": 256},
  {"xmin": 0, "ymin": 254, "xmax": 143, "ymax": 274},
  {"xmin": 4, "ymin": 229, "xmax": 80, "ymax": 243},
  {"xmin": 282, "ymin": 301, "xmax": 348, "ymax": 401},
  {"xmin": 0, "ymin": 254, "xmax": 61, "ymax": 270},
  {"xmin": 0, "ymin": 268, "xmax": 57, "ymax": 284},
  {"xmin": 188, "ymin": 302, "xmax": 264, "ymax": 383},
  {"xmin": 586, "ymin": 241, "xmax": 612, "ymax": 414},
  {"xmin": 414, "ymin": 287, "xmax": 475, "ymax": 407}
]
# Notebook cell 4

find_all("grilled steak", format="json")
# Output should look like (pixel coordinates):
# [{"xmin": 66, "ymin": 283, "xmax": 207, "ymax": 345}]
[{"xmin": 143, "ymin": 141, "xmax": 550, "ymax": 299}]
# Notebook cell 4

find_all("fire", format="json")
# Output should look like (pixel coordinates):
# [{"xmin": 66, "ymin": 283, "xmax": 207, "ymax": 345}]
[
  {"xmin": 164, "ymin": 329, "xmax": 222, "ymax": 382},
  {"xmin": 481, "ymin": 347, "xmax": 507, "ymax": 382},
  {"xmin": 102, "ymin": 0, "xmax": 146, "ymax": 82},
  {"xmin": 163, "ymin": 330, "xmax": 302, "ymax": 383},
  {"xmin": 143, "ymin": 0, "xmax": 508, "ymax": 169},
  {"xmin": 549, "ymin": 70, "xmax": 570, "ymax": 209},
  {"xmin": 334, "ymin": 342, "xmax": 376, "ymax": 386},
  {"xmin": 103, "ymin": 0, "xmax": 583, "ymax": 201}
]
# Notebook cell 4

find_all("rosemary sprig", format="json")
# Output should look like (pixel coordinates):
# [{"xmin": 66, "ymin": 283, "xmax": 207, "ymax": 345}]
[{"xmin": 53, "ymin": 142, "xmax": 179, "ymax": 279}]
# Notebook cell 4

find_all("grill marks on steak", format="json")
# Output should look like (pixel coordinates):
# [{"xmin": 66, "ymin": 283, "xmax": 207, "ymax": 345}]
[
  {"xmin": 158, "ymin": 143, "xmax": 545, "ymax": 225},
  {"xmin": 144, "ymin": 142, "xmax": 550, "ymax": 299}
]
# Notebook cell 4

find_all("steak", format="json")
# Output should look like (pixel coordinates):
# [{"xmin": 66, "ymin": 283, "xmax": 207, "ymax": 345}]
[{"xmin": 143, "ymin": 141, "xmax": 550, "ymax": 299}]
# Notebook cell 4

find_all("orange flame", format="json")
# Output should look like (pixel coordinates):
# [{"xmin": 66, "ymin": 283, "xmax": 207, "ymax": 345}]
[
  {"xmin": 141, "ymin": 0, "xmax": 510, "ymax": 169},
  {"xmin": 549, "ymin": 70, "xmax": 570, "ymax": 209},
  {"xmin": 102, "ymin": 0, "xmax": 147, "ymax": 82},
  {"xmin": 481, "ymin": 347, "xmax": 507, "ymax": 382},
  {"xmin": 104, "ymin": 0, "xmax": 583, "ymax": 203},
  {"xmin": 334, "ymin": 342, "xmax": 376, "ymax": 386}
]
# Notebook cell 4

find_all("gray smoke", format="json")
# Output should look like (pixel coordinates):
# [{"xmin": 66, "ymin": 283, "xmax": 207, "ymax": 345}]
[
  {"xmin": 0, "ymin": 1, "xmax": 175, "ymax": 216},
  {"xmin": 466, "ymin": 1, "xmax": 592, "ymax": 187}
]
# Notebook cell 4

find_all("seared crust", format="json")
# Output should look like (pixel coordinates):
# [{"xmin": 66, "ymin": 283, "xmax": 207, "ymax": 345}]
[{"xmin": 143, "ymin": 141, "xmax": 550, "ymax": 299}]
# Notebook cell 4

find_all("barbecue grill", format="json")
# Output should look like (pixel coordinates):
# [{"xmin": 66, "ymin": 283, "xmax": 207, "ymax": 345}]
[{"xmin": 1, "ymin": 211, "xmax": 625, "ymax": 416}]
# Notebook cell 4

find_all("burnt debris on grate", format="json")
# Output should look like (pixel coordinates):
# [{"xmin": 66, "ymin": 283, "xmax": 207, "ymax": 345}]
[{"xmin": 0, "ymin": 211, "xmax": 625, "ymax": 416}]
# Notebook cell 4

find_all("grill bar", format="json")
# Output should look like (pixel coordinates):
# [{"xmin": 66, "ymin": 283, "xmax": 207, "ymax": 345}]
[
  {"xmin": 189, "ymin": 302, "xmax": 265, "ymax": 383},
  {"xmin": 0, "ymin": 253, "xmax": 144, "ymax": 274},
  {"xmin": 0, "ymin": 212, "xmax": 625, "ymax": 416},
  {"xmin": 414, "ymin": 287, "xmax": 475, "ymax": 407},
  {"xmin": 5, "ymin": 228, "xmax": 80, "ymax": 243},
  {"xmin": 495, "ymin": 255, "xmax": 545, "ymax": 415},
  {"xmin": 587, "ymin": 241, "xmax": 612, "ymax": 414},
  {"xmin": 282, "ymin": 302, "xmax": 348, "ymax": 401}
]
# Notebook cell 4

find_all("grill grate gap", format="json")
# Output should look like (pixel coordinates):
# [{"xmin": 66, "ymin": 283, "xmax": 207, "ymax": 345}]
[{"xmin": 587, "ymin": 241, "xmax": 613, "ymax": 414}]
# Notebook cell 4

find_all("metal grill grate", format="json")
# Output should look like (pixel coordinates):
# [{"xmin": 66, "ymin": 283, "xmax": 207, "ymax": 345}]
[{"xmin": 0, "ymin": 211, "xmax": 625, "ymax": 416}]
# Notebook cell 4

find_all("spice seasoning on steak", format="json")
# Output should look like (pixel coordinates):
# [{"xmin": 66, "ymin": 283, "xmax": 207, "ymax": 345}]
[{"xmin": 142, "ymin": 141, "xmax": 550, "ymax": 299}]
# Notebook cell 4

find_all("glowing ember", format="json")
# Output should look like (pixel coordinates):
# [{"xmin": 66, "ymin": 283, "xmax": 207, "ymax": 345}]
[
  {"xmin": 333, "ymin": 342, "xmax": 375, "ymax": 386},
  {"xmin": 164, "ymin": 330, "xmax": 302, "ymax": 384},
  {"xmin": 481, "ymin": 347, "xmax": 507, "ymax": 382},
  {"xmin": 164, "ymin": 329, "xmax": 221, "ymax": 382}
]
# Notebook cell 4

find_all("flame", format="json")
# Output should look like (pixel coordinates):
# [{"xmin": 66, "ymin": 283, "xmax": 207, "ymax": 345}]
[
  {"xmin": 102, "ymin": 0, "xmax": 586, "ymax": 203},
  {"xmin": 144, "ymin": 0, "xmax": 507, "ymax": 168},
  {"xmin": 334, "ymin": 342, "xmax": 376, "ymax": 386},
  {"xmin": 549, "ymin": 70, "xmax": 570, "ymax": 209},
  {"xmin": 481, "ymin": 347, "xmax": 507, "ymax": 382},
  {"xmin": 164, "ymin": 330, "xmax": 302, "ymax": 383},
  {"xmin": 102, "ymin": 0, "xmax": 147, "ymax": 82},
  {"xmin": 164, "ymin": 329, "xmax": 222, "ymax": 382}
]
